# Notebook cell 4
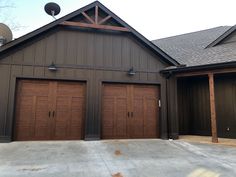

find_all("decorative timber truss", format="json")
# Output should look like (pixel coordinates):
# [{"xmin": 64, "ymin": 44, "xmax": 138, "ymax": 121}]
[{"xmin": 60, "ymin": 5, "xmax": 130, "ymax": 32}]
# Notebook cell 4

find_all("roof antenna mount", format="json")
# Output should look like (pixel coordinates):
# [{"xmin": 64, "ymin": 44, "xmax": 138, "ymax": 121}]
[{"xmin": 44, "ymin": 2, "xmax": 61, "ymax": 20}]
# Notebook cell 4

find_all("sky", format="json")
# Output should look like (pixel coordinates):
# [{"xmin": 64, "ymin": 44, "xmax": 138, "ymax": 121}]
[{"xmin": 1, "ymin": 0, "xmax": 236, "ymax": 40}]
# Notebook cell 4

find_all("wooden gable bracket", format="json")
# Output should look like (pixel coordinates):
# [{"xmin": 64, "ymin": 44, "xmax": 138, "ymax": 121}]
[{"xmin": 60, "ymin": 6, "xmax": 130, "ymax": 32}]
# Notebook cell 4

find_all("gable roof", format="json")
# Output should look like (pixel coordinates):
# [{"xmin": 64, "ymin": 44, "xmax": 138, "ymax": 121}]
[
  {"xmin": 0, "ymin": 1, "xmax": 178, "ymax": 66},
  {"xmin": 205, "ymin": 25, "xmax": 236, "ymax": 48},
  {"xmin": 153, "ymin": 26, "xmax": 233, "ymax": 67}
]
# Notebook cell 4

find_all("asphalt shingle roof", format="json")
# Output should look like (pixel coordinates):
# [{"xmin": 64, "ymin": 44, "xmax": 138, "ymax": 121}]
[{"xmin": 152, "ymin": 26, "xmax": 235, "ymax": 66}]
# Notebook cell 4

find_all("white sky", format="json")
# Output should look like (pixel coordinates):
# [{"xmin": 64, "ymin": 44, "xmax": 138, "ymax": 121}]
[{"xmin": 2, "ymin": 0, "xmax": 236, "ymax": 40}]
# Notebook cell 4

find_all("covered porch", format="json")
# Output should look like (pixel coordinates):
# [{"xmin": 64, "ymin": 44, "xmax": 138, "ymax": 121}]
[{"xmin": 165, "ymin": 63, "xmax": 236, "ymax": 143}]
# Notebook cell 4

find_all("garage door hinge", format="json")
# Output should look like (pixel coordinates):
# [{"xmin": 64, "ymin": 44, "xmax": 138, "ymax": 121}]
[{"xmin": 158, "ymin": 99, "xmax": 161, "ymax": 107}]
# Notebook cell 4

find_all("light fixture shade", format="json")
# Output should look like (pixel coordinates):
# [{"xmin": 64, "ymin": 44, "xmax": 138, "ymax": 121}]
[
  {"xmin": 48, "ymin": 62, "xmax": 57, "ymax": 71},
  {"xmin": 128, "ymin": 67, "xmax": 136, "ymax": 76}
]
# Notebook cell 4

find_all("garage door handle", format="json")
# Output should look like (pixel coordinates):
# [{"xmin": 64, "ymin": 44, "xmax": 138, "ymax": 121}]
[
  {"xmin": 48, "ymin": 111, "xmax": 51, "ymax": 117},
  {"xmin": 52, "ymin": 111, "xmax": 55, "ymax": 117},
  {"xmin": 127, "ymin": 112, "xmax": 130, "ymax": 117},
  {"xmin": 131, "ymin": 112, "xmax": 133, "ymax": 117}
]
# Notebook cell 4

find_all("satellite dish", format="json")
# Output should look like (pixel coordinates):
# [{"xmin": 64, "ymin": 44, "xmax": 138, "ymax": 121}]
[
  {"xmin": 0, "ymin": 23, "xmax": 13, "ymax": 46},
  {"xmin": 44, "ymin": 2, "xmax": 61, "ymax": 19}
]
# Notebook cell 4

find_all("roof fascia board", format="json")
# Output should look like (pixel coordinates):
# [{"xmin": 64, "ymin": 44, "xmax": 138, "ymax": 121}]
[{"xmin": 161, "ymin": 61, "xmax": 236, "ymax": 74}]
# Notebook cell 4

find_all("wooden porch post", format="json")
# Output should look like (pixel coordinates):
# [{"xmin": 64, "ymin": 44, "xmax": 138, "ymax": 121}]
[{"xmin": 208, "ymin": 73, "xmax": 218, "ymax": 143}]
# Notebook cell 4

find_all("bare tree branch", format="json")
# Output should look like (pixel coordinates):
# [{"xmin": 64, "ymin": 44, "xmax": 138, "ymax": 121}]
[{"xmin": 0, "ymin": 0, "xmax": 25, "ymax": 37}]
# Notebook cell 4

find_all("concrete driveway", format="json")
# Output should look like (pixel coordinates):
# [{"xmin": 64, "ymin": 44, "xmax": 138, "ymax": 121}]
[{"xmin": 0, "ymin": 139, "xmax": 236, "ymax": 177}]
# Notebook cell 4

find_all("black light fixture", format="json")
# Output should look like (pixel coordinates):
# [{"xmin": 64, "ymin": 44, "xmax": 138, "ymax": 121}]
[
  {"xmin": 128, "ymin": 67, "xmax": 136, "ymax": 76},
  {"xmin": 48, "ymin": 62, "xmax": 57, "ymax": 71}
]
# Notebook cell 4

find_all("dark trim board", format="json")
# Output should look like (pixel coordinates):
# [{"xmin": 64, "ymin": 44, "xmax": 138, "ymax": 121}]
[
  {"xmin": 0, "ymin": 136, "xmax": 11, "ymax": 143},
  {"xmin": 84, "ymin": 135, "xmax": 100, "ymax": 141}
]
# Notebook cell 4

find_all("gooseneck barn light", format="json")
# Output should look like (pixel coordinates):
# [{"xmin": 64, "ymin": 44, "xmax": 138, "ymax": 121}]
[
  {"xmin": 127, "ymin": 67, "xmax": 136, "ymax": 76},
  {"xmin": 48, "ymin": 62, "xmax": 57, "ymax": 71}
]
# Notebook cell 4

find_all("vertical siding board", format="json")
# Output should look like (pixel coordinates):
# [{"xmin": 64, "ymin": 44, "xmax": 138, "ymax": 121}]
[
  {"xmin": 75, "ymin": 69, "xmax": 87, "ymax": 79},
  {"xmin": 0, "ymin": 65, "xmax": 11, "ymax": 136},
  {"xmin": 140, "ymin": 49, "xmax": 148, "ymax": 71},
  {"xmin": 6, "ymin": 65, "xmax": 22, "ymax": 137},
  {"xmin": 87, "ymin": 33, "xmax": 94, "ymax": 66},
  {"xmin": 130, "ymin": 42, "xmax": 139, "ymax": 69},
  {"xmin": 139, "ymin": 73, "xmax": 148, "ymax": 81},
  {"xmin": 76, "ymin": 32, "xmax": 87, "ymax": 66},
  {"xmin": 63, "ymin": 68, "xmax": 76, "ymax": 78},
  {"xmin": 121, "ymin": 37, "xmax": 131, "ymax": 69},
  {"xmin": 22, "ymin": 66, "xmax": 34, "ymax": 76},
  {"xmin": 45, "ymin": 35, "xmax": 56, "ymax": 65},
  {"xmin": 35, "ymin": 40, "xmax": 46, "ymax": 65},
  {"xmin": 65, "ymin": 32, "xmax": 77, "ymax": 65},
  {"xmin": 12, "ymin": 50, "xmax": 24, "ymax": 64},
  {"xmin": 86, "ymin": 70, "xmax": 95, "ymax": 135},
  {"xmin": 94, "ymin": 34, "xmax": 104, "ymax": 67},
  {"xmin": 0, "ymin": 56, "xmax": 12, "ymax": 64},
  {"xmin": 23, "ymin": 45, "xmax": 35, "ymax": 64},
  {"xmin": 34, "ymin": 67, "xmax": 45, "ymax": 77},
  {"xmin": 148, "ymin": 55, "xmax": 158, "ymax": 71},
  {"xmin": 94, "ymin": 70, "xmax": 103, "ymax": 135},
  {"xmin": 56, "ymin": 31, "xmax": 65, "ymax": 65},
  {"xmin": 215, "ymin": 74, "xmax": 236, "ymax": 138},
  {"xmin": 160, "ymin": 79, "xmax": 168, "ymax": 138},
  {"xmin": 178, "ymin": 77, "xmax": 211, "ymax": 136},
  {"xmin": 112, "ymin": 36, "xmax": 122, "ymax": 68},
  {"xmin": 103, "ymin": 35, "xmax": 113, "ymax": 67},
  {"xmin": 148, "ymin": 73, "xmax": 157, "ymax": 81}
]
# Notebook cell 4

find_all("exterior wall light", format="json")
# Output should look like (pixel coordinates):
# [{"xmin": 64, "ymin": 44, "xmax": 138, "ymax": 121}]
[
  {"xmin": 128, "ymin": 67, "xmax": 136, "ymax": 76},
  {"xmin": 48, "ymin": 62, "xmax": 57, "ymax": 71}
]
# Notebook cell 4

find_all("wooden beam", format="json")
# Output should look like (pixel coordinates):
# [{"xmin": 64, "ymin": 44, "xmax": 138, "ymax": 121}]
[
  {"xmin": 82, "ymin": 12, "xmax": 95, "ymax": 24},
  {"xmin": 95, "ymin": 6, "xmax": 98, "ymax": 24},
  {"xmin": 61, "ymin": 21, "xmax": 130, "ymax": 32},
  {"xmin": 99, "ymin": 15, "xmax": 111, "ymax": 25},
  {"xmin": 208, "ymin": 73, "xmax": 218, "ymax": 143}
]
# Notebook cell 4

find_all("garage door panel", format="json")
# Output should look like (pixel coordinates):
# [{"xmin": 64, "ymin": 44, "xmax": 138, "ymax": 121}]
[
  {"xmin": 20, "ymin": 81, "xmax": 50, "ymax": 96},
  {"xmin": 15, "ymin": 126, "xmax": 32, "ymax": 139},
  {"xmin": 15, "ymin": 80, "xmax": 85, "ymax": 141},
  {"xmin": 34, "ymin": 126, "xmax": 51, "ymax": 139},
  {"xmin": 144, "ymin": 98, "xmax": 158, "ymax": 137},
  {"xmin": 53, "ymin": 82, "xmax": 85, "ymax": 140},
  {"xmin": 115, "ymin": 98, "xmax": 128, "ymax": 137},
  {"xmin": 131, "ymin": 98, "xmax": 144, "ymax": 138},
  {"xmin": 102, "ymin": 84, "xmax": 159, "ymax": 139}
]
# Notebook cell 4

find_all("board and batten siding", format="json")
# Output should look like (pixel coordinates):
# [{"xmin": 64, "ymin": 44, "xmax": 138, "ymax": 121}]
[
  {"xmin": 215, "ymin": 73, "xmax": 236, "ymax": 138},
  {"xmin": 177, "ymin": 76, "xmax": 211, "ymax": 136},
  {"xmin": 0, "ymin": 29, "xmax": 171, "ymax": 141}
]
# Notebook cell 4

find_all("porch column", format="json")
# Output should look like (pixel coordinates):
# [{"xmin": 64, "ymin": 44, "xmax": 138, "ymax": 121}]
[{"xmin": 208, "ymin": 73, "xmax": 218, "ymax": 143}]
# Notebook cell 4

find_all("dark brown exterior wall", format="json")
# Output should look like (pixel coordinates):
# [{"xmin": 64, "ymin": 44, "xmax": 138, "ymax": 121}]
[
  {"xmin": 215, "ymin": 73, "xmax": 236, "ymax": 138},
  {"xmin": 0, "ymin": 28, "xmax": 171, "ymax": 141},
  {"xmin": 177, "ymin": 76, "xmax": 211, "ymax": 136},
  {"xmin": 166, "ymin": 76, "xmax": 178, "ymax": 139}
]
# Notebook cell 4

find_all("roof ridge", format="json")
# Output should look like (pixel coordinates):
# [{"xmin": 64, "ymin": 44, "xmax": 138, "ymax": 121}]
[{"xmin": 152, "ymin": 26, "xmax": 231, "ymax": 42}]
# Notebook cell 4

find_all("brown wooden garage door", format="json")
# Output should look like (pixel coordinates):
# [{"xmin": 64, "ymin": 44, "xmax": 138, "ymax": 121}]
[
  {"xmin": 14, "ymin": 80, "xmax": 86, "ymax": 141},
  {"xmin": 102, "ymin": 84, "xmax": 159, "ymax": 139}
]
